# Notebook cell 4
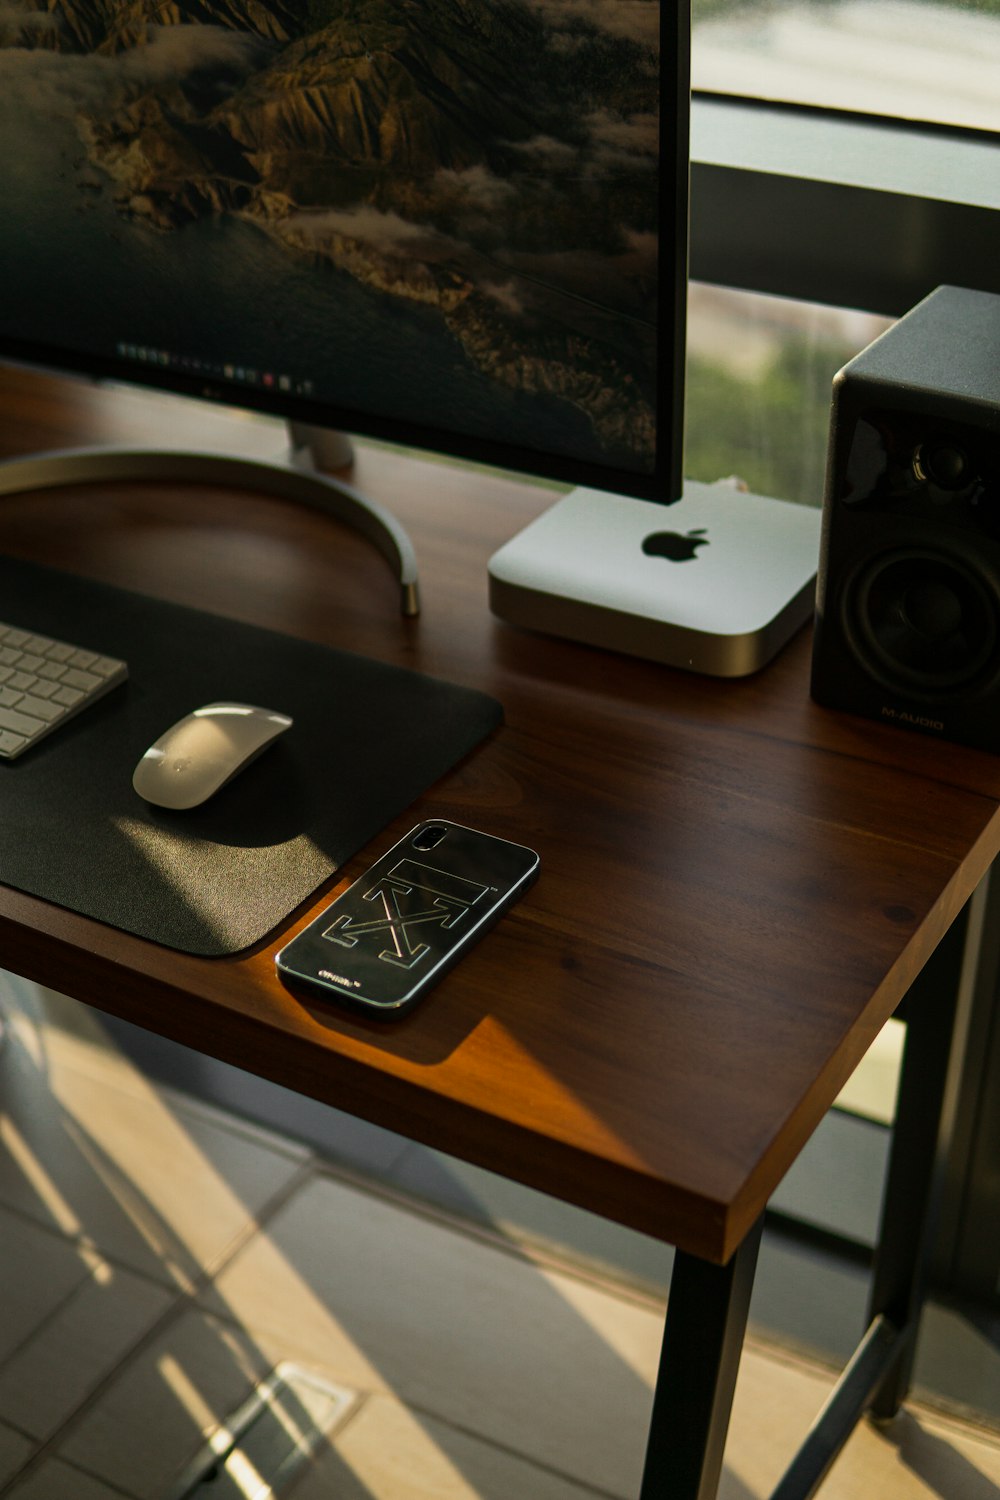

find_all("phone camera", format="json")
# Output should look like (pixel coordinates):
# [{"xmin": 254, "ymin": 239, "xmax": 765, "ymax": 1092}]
[{"xmin": 412, "ymin": 824, "xmax": 447, "ymax": 851}]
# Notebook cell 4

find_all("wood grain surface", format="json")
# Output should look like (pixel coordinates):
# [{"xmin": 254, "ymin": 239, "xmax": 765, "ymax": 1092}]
[{"xmin": 2, "ymin": 365, "xmax": 1000, "ymax": 1264}]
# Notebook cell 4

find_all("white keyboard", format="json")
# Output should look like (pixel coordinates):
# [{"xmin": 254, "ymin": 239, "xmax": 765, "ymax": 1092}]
[{"xmin": 0, "ymin": 624, "xmax": 128, "ymax": 759}]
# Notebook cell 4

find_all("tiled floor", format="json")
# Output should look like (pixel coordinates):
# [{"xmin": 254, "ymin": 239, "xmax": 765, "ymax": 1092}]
[{"xmin": 0, "ymin": 973, "xmax": 998, "ymax": 1499}]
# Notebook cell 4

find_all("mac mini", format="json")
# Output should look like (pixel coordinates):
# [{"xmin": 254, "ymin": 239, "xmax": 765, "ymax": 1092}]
[{"xmin": 488, "ymin": 480, "xmax": 822, "ymax": 677}]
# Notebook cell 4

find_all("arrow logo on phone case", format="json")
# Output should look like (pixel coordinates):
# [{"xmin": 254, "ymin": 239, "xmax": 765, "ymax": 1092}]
[{"xmin": 323, "ymin": 875, "xmax": 472, "ymax": 969}]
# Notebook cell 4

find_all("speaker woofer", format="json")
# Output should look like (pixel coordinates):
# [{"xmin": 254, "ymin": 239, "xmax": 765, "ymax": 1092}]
[{"xmin": 844, "ymin": 548, "xmax": 1000, "ymax": 697}]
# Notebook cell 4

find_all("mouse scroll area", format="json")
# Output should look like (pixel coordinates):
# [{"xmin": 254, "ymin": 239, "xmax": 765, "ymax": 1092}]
[{"xmin": 133, "ymin": 702, "xmax": 293, "ymax": 810}]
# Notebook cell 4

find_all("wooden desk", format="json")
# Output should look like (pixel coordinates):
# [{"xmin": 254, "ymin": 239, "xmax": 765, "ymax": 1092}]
[{"xmin": 2, "ymin": 365, "xmax": 999, "ymax": 1498}]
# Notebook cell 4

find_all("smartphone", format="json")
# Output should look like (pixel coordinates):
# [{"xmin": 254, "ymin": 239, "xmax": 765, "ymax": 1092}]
[{"xmin": 275, "ymin": 820, "xmax": 539, "ymax": 1016}]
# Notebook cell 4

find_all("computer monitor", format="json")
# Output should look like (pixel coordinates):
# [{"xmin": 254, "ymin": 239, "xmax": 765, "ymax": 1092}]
[{"xmin": 0, "ymin": 0, "xmax": 687, "ymax": 512}]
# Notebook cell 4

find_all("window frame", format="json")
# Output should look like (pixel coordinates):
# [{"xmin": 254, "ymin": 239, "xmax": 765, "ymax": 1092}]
[{"xmin": 690, "ymin": 93, "xmax": 1000, "ymax": 316}]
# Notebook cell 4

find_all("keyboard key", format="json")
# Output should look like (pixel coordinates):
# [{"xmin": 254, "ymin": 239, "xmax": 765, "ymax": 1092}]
[
  {"xmin": 0, "ymin": 730, "xmax": 26, "ymax": 755},
  {"xmin": 62, "ymin": 667, "xmax": 102, "ymax": 692},
  {"xmin": 0, "ymin": 705, "xmax": 46, "ymax": 738},
  {"xmin": 19, "ymin": 695, "xmax": 65, "ymax": 724},
  {"xmin": 93, "ymin": 656, "xmax": 124, "ymax": 678}
]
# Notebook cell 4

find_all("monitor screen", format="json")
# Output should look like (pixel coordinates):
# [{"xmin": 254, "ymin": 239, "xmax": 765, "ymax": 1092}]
[{"xmin": 0, "ymin": 0, "xmax": 688, "ymax": 504}]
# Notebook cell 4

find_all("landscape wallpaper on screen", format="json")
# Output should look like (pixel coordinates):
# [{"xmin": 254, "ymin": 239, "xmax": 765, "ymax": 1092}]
[{"xmin": 0, "ymin": 0, "xmax": 661, "ymax": 473}]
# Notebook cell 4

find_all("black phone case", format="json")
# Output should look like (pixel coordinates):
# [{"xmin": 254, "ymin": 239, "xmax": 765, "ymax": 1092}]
[{"xmin": 275, "ymin": 820, "xmax": 539, "ymax": 1015}]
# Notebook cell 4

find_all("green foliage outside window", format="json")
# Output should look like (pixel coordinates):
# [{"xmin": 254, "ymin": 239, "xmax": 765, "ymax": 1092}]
[{"xmin": 684, "ymin": 336, "xmax": 844, "ymax": 507}]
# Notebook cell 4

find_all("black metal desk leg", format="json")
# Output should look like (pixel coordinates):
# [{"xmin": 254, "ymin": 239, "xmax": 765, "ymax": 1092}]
[
  {"xmin": 867, "ymin": 893, "xmax": 975, "ymax": 1422},
  {"xmin": 640, "ymin": 1217, "xmax": 764, "ymax": 1500}
]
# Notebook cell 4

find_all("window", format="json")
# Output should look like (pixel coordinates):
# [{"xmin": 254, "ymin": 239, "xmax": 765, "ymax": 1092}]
[
  {"xmin": 692, "ymin": 0, "xmax": 1000, "ymax": 134},
  {"xmin": 685, "ymin": 283, "xmax": 889, "ymax": 504}
]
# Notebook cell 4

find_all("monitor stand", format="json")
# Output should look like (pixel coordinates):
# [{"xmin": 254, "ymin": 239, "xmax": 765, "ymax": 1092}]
[
  {"xmin": 488, "ymin": 479, "xmax": 822, "ymax": 677},
  {"xmin": 0, "ymin": 422, "xmax": 419, "ymax": 617},
  {"xmin": 286, "ymin": 421, "xmax": 355, "ymax": 473}
]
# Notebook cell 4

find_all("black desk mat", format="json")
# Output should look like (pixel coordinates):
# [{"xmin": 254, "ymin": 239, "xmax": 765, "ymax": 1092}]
[{"xmin": 0, "ymin": 557, "xmax": 502, "ymax": 956}]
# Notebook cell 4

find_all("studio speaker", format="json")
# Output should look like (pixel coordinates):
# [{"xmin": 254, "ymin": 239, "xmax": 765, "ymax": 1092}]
[{"xmin": 811, "ymin": 285, "xmax": 1000, "ymax": 751}]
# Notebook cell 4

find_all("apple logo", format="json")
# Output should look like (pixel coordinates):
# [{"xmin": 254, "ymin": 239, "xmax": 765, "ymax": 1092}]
[{"xmin": 642, "ymin": 528, "xmax": 709, "ymax": 562}]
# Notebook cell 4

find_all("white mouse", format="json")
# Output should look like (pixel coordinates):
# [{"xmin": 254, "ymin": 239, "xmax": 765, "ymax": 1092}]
[{"xmin": 133, "ymin": 702, "xmax": 293, "ymax": 810}]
